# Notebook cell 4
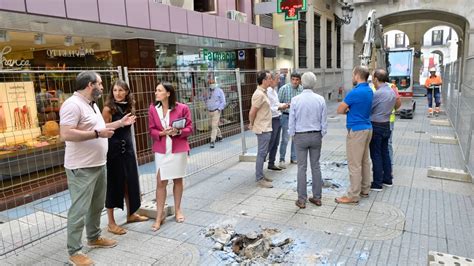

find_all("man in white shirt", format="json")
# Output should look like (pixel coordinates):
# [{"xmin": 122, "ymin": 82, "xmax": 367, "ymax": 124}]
[
  {"xmin": 289, "ymin": 72, "xmax": 327, "ymax": 208},
  {"xmin": 266, "ymin": 72, "xmax": 289, "ymax": 171}
]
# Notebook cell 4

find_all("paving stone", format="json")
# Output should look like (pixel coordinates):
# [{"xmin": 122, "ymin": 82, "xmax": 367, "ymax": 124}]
[
  {"xmin": 428, "ymin": 251, "xmax": 474, "ymax": 266},
  {"xmin": 430, "ymin": 135, "xmax": 458, "ymax": 144},
  {"xmin": 430, "ymin": 119, "xmax": 451, "ymax": 127}
]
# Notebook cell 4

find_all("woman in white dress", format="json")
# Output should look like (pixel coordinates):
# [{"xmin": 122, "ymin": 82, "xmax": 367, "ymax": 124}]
[{"xmin": 148, "ymin": 82, "xmax": 193, "ymax": 231}]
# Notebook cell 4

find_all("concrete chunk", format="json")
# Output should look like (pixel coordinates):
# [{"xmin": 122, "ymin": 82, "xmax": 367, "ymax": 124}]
[
  {"xmin": 430, "ymin": 119, "xmax": 451, "ymax": 127},
  {"xmin": 136, "ymin": 201, "xmax": 175, "ymax": 219},
  {"xmin": 427, "ymin": 166, "xmax": 471, "ymax": 183},
  {"xmin": 428, "ymin": 251, "xmax": 474, "ymax": 265},
  {"xmin": 239, "ymin": 153, "xmax": 257, "ymax": 162},
  {"xmin": 430, "ymin": 135, "xmax": 458, "ymax": 145}
]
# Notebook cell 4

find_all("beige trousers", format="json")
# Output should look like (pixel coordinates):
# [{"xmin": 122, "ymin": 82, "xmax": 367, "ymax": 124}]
[
  {"xmin": 346, "ymin": 129, "xmax": 373, "ymax": 200},
  {"xmin": 209, "ymin": 110, "xmax": 222, "ymax": 142}
]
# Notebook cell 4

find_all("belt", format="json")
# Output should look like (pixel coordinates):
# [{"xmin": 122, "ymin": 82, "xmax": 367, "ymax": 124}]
[
  {"xmin": 282, "ymin": 112, "xmax": 289, "ymax": 115},
  {"xmin": 295, "ymin": 130, "xmax": 321, "ymax": 134},
  {"xmin": 371, "ymin": 121, "xmax": 390, "ymax": 126}
]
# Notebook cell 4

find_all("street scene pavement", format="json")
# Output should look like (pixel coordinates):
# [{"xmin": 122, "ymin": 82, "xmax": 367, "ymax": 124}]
[{"xmin": 2, "ymin": 98, "xmax": 473, "ymax": 265}]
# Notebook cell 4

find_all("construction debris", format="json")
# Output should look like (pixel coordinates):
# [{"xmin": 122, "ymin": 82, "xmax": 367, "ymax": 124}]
[{"xmin": 204, "ymin": 225, "xmax": 294, "ymax": 264}]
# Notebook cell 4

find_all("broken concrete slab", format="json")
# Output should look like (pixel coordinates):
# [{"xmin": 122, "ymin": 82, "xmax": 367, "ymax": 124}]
[
  {"xmin": 427, "ymin": 166, "xmax": 472, "ymax": 183},
  {"xmin": 239, "ymin": 153, "xmax": 257, "ymax": 162},
  {"xmin": 430, "ymin": 135, "xmax": 458, "ymax": 145},
  {"xmin": 136, "ymin": 201, "xmax": 175, "ymax": 219},
  {"xmin": 205, "ymin": 225, "xmax": 293, "ymax": 264},
  {"xmin": 430, "ymin": 119, "xmax": 451, "ymax": 127}
]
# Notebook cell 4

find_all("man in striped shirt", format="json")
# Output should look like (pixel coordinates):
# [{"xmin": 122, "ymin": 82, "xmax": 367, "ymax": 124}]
[{"xmin": 278, "ymin": 72, "xmax": 303, "ymax": 168}]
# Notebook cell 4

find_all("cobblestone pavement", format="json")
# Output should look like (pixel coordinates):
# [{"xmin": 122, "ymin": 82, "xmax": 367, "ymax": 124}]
[{"xmin": 2, "ymin": 98, "xmax": 473, "ymax": 265}]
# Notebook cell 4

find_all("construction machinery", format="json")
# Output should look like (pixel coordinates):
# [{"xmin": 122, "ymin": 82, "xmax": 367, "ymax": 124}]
[{"xmin": 359, "ymin": 10, "xmax": 416, "ymax": 119}]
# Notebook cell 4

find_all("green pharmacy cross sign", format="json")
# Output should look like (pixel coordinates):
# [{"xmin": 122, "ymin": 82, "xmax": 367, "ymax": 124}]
[{"xmin": 277, "ymin": 0, "xmax": 307, "ymax": 21}]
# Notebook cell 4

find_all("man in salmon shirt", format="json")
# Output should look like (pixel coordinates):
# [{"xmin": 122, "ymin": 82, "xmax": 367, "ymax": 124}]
[{"xmin": 424, "ymin": 67, "xmax": 443, "ymax": 116}]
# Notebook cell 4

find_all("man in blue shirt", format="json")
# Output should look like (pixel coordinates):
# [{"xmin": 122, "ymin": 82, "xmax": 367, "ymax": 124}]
[
  {"xmin": 278, "ymin": 73, "xmax": 303, "ymax": 168},
  {"xmin": 206, "ymin": 80, "xmax": 226, "ymax": 148},
  {"xmin": 335, "ymin": 66, "xmax": 373, "ymax": 204},
  {"xmin": 289, "ymin": 72, "xmax": 327, "ymax": 208}
]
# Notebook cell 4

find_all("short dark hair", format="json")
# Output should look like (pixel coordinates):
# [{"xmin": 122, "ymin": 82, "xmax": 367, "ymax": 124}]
[
  {"xmin": 105, "ymin": 79, "xmax": 135, "ymax": 115},
  {"xmin": 373, "ymin": 68, "xmax": 389, "ymax": 83},
  {"xmin": 353, "ymin": 66, "xmax": 370, "ymax": 81},
  {"xmin": 75, "ymin": 71, "xmax": 98, "ymax": 91},
  {"xmin": 256, "ymin": 70, "xmax": 269, "ymax": 85},
  {"xmin": 290, "ymin": 72, "xmax": 301, "ymax": 79},
  {"xmin": 155, "ymin": 82, "xmax": 177, "ymax": 109}
]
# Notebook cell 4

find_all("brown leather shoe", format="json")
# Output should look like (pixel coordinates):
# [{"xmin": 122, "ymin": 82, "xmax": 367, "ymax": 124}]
[
  {"xmin": 87, "ymin": 236, "xmax": 117, "ymax": 248},
  {"xmin": 257, "ymin": 179, "xmax": 273, "ymax": 188},
  {"xmin": 295, "ymin": 199, "xmax": 306, "ymax": 209},
  {"xmin": 69, "ymin": 252, "xmax": 93, "ymax": 266},
  {"xmin": 309, "ymin": 197, "xmax": 322, "ymax": 206},
  {"xmin": 335, "ymin": 196, "xmax": 359, "ymax": 204}
]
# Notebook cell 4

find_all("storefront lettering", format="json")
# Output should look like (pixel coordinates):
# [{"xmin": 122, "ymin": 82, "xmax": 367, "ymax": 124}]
[
  {"xmin": 202, "ymin": 49, "xmax": 236, "ymax": 62},
  {"xmin": 0, "ymin": 46, "xmax": 31, "ymax": 69},
  {"xmin": 46, "ymin": 48, "xmax": 95, "ymax": 58}
]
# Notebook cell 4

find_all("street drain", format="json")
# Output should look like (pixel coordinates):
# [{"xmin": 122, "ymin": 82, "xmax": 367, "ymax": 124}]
[{"xmin": 204, "ymin": 225, "xmax": 294, "ymax": 264}]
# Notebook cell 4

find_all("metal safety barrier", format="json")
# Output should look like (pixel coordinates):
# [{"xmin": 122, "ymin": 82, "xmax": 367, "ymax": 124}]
[
  {"xmin": 0, "ymin": 67, "xmax": 122, "ymax": 257},
  {"xmin": 123, "ymin": 68, "xmax": 258, "ymax": 195},
  {"xmin": 442, "ymin": 57, "xmax": 474, "ymax": 176}
]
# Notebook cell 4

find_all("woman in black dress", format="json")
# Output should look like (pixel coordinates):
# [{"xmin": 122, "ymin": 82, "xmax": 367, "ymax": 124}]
[{"xmin": 102, "ymin": 80, "xmax": 148, "ymax": 235}]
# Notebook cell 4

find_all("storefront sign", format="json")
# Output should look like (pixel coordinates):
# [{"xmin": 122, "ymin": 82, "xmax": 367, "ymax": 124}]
[
  {"xmin": 202, "ymin": 49, "xmax": 236, "ymax": 62},
  {"xmin": 46, "ymin": 48, "xmax": 94, "ymax": 58},
  {"xmin": 277, "ymin": 0, "xmax": 307, "ymax": 21},
  {"xmin": 0, "ymin": 46, "xmax": 31, "ymax": 69}
]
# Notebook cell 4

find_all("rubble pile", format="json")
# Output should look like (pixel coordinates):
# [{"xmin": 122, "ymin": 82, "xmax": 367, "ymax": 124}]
[{"xmin": 204, "ymin": 225, "xmax": 294, "ymax": 264}]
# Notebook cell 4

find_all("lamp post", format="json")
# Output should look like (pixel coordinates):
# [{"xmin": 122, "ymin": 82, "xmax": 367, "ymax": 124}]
[{"xmin": 340, "ymin": 2, "xmax": 354, "ymax": 25}]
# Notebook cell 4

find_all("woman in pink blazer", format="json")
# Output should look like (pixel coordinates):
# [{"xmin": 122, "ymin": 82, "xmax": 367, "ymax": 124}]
[{"xmin": 148, "ymin": 82, "xmax": 192, "ymax": 231}]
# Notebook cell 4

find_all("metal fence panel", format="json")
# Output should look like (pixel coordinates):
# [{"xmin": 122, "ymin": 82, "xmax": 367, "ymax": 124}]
[
  {"xmin": 442, "ymin": 58, "xmax": 474, "ymax": 177},
  {"xmin": 124, "ymin": 69, "xmax": 258, "ymax": 196},
  {"xmin": 0, "ymin": 68, "xmax": 121, "ymax": 257}
]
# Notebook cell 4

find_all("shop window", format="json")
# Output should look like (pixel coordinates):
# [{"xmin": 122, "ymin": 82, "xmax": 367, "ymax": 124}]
[
  {"xmin": 298, "ymin": 12, "xmax": 307, "ymax": 69},
  {"xmin": 432, "ymin": 30, "xmax": 443, "ymax": 45},
  {"xmin": 336, "ymin": 20, "xmax": 341, "ymax": 69},
  {"xmin": 327, "ymin": 20, "xmax": 332, "ymax": 68},
  {"xmin": 314, "ymin": 13, "xmax": 321, "ymax": 69},
  {"xmin": 395, "ymin": 33, "xmax": 406, "ymax": 48},
  {"xmin": 194, "ymin": 0, "xmax": 217, "ymax": 13}
]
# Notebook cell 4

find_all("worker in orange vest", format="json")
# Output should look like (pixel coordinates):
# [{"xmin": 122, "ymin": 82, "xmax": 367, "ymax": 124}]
[{"xmin": 424, "ymin": 67, "xmax": 443, "ymax": 116}]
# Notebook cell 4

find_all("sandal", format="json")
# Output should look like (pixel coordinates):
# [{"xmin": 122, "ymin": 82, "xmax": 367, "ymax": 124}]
[
  {"xmin": 151, "ymin": 214, "xmax": 166, "ymax": 232},
  {"xmin": 107, "ymin": 225, "xmax": 127, "ymax": 235},
  {"xmin": 127, "ymin": 214, "xmax": 149, "ymax": 223}
]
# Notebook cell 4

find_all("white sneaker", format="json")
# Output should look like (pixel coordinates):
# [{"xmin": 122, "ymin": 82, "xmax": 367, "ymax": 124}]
[{"xmin": 278, "ymin": 162, "xmax": 287, "ymax": 169}]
